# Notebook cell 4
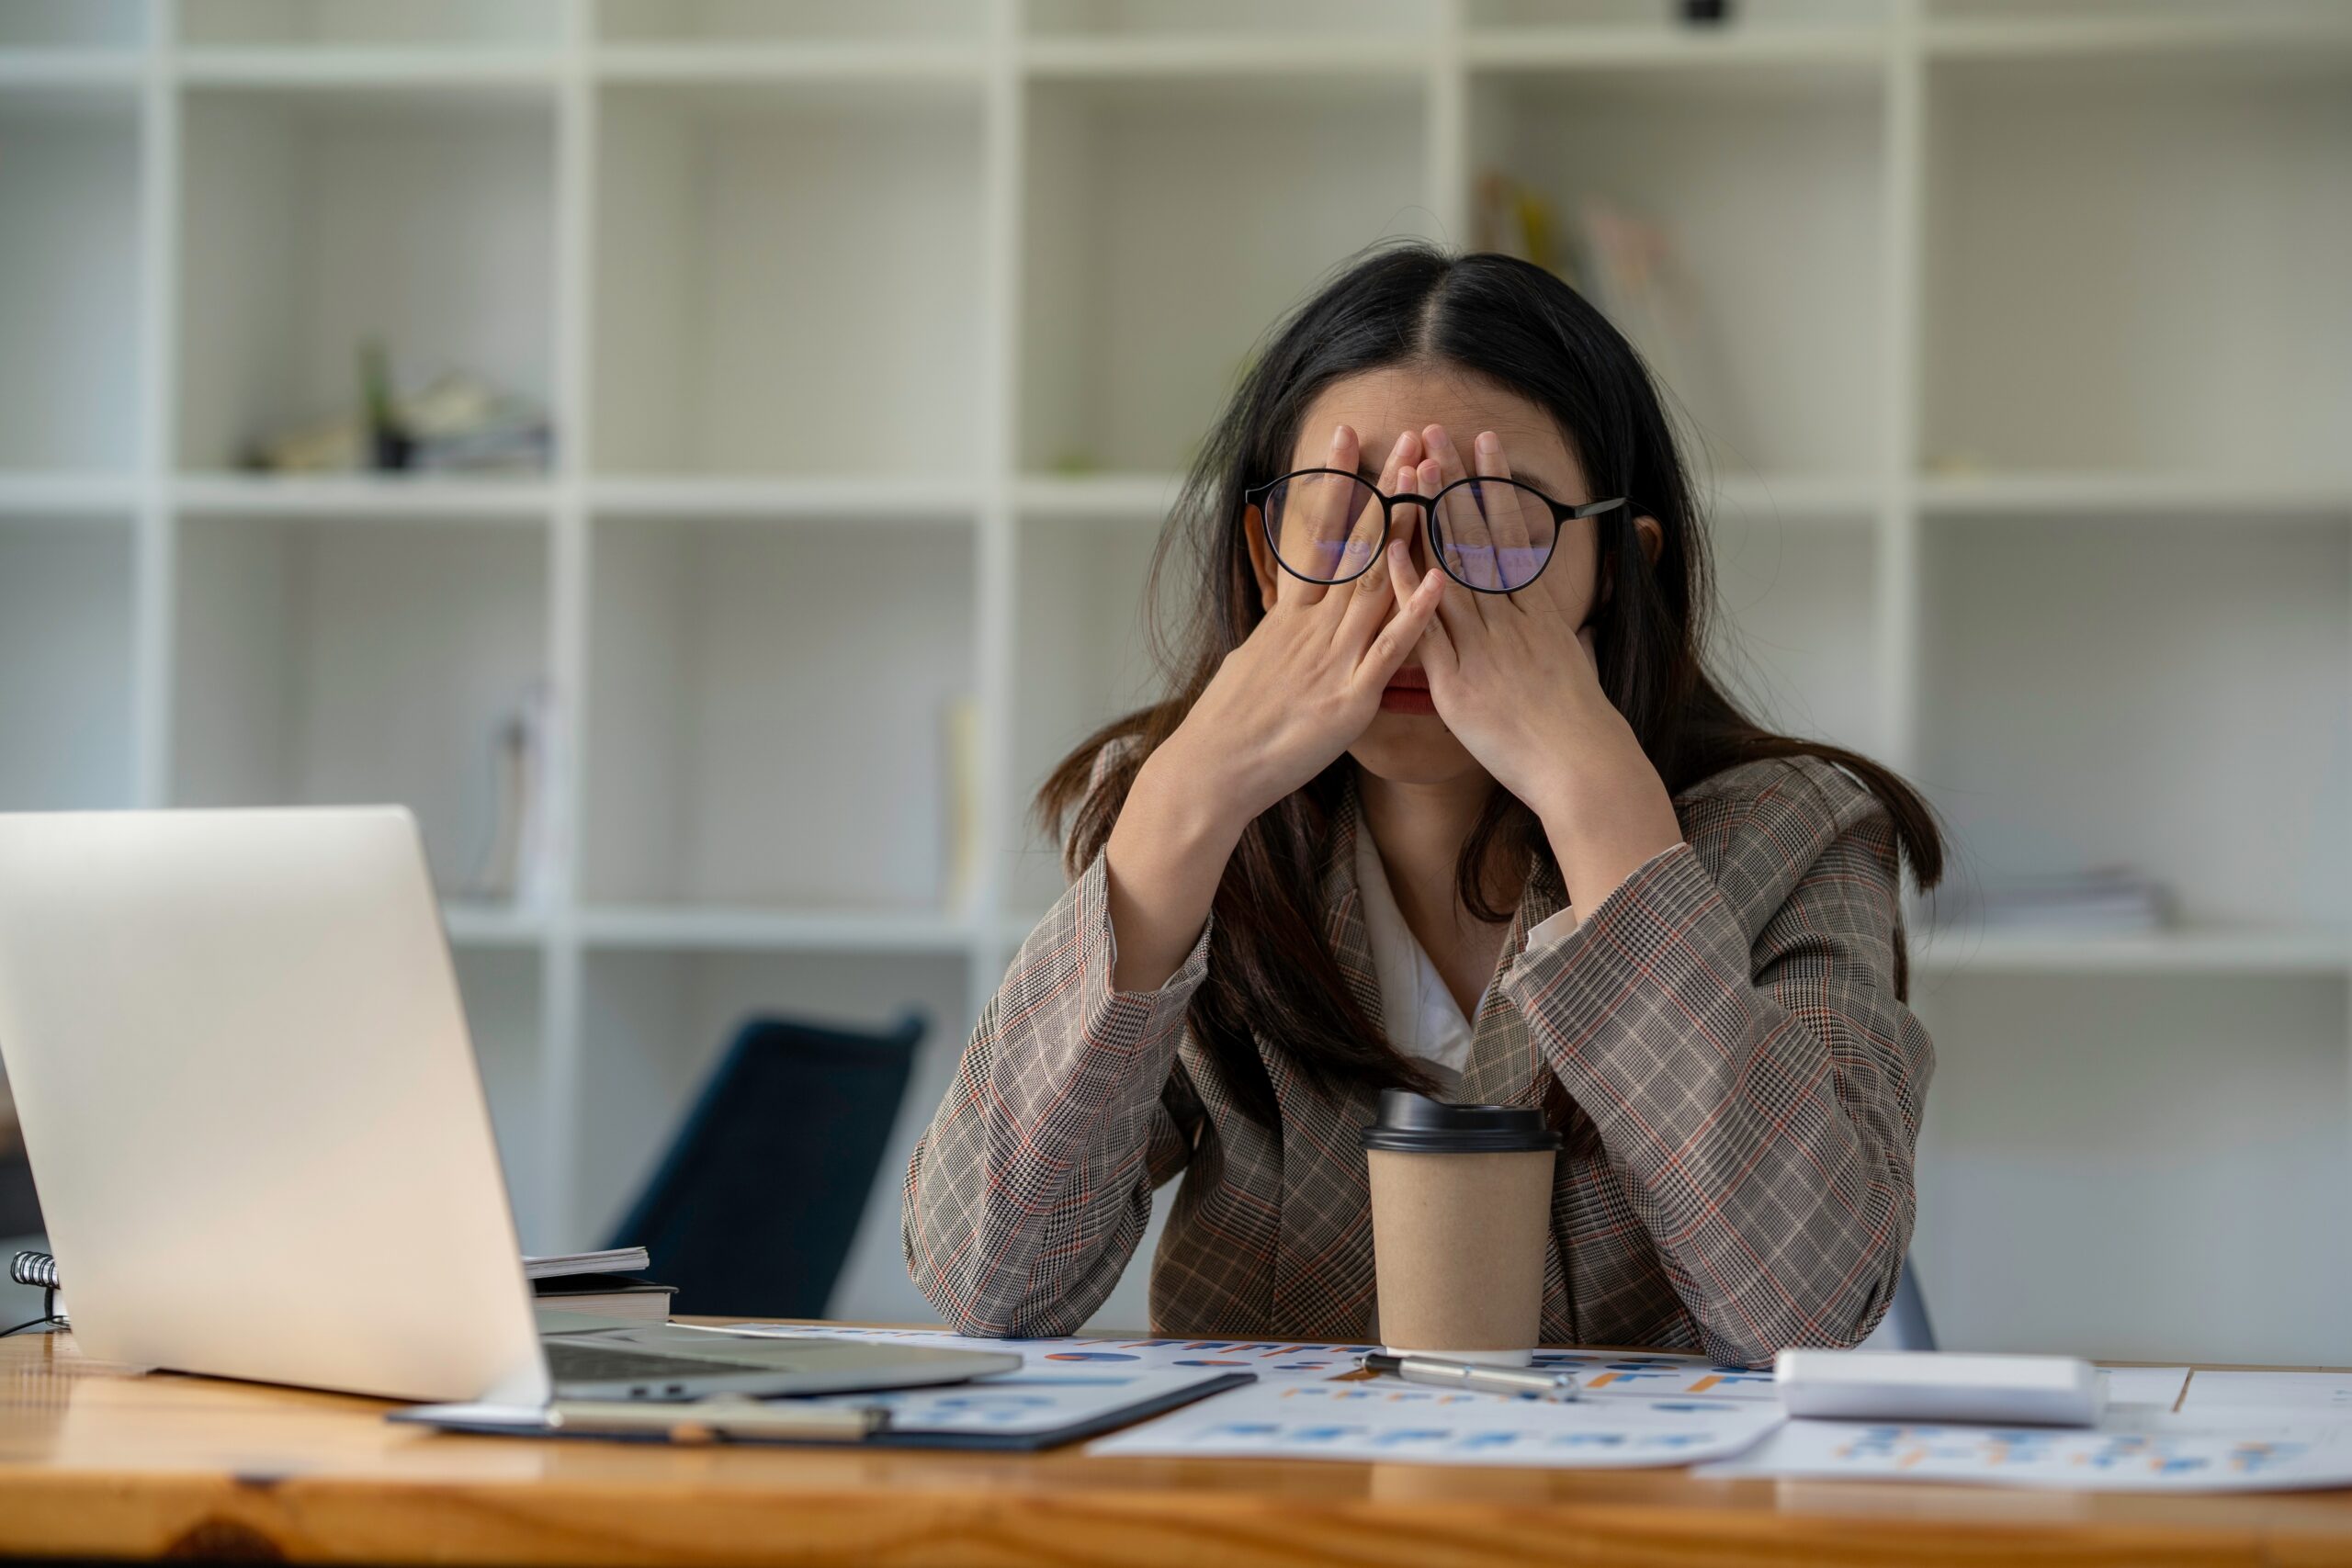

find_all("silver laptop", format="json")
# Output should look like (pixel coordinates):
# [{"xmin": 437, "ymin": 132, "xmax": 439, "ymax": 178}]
[{"xmin": 0, "ymin": 807, "xmax": 1016, "ymax": 1404}]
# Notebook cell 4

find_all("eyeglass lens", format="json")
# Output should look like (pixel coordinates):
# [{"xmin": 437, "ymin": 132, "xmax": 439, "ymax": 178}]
[
  {"xmin": 1261, "ymin": 471, "xmax": 1389, "ymax": 585},
  {"xmin": 1261, "ymin": 473, "xmax": 1559, "ymax": 592}
]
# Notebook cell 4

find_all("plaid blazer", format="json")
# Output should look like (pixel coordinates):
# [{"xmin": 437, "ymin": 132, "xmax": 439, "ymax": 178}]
[{"xmin": 902, "ymin": 754, "xmax": 1931, "ymax": 1368}]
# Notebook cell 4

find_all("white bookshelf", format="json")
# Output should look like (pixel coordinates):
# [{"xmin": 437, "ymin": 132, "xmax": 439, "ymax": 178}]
[{"xmin": 1, "ymin": 0, "xmax": 2346, "ymax": 1359}]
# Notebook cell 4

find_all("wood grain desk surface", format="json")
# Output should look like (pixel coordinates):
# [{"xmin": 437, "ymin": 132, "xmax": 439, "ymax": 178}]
[{"xmin": 6, "ymin": 1327, "xmax": 2352, "ymax": 1568}]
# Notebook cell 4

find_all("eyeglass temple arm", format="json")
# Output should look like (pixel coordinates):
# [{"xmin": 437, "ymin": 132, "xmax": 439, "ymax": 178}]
[{"xmin": 1562, "ymin": 496, "xmax": 1629, "ymax": 521}]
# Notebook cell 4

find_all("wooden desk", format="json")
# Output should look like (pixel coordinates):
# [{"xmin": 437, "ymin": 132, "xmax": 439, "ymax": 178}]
[{"xmin": 6, "ymin": 1329, "xmax": 2352, "ymax": 1567}]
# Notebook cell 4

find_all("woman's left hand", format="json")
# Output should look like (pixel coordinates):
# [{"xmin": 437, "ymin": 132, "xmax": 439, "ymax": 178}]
[{"xmin": 1385, "ymin": 423, "xmax": 1686, "ymax": 915}]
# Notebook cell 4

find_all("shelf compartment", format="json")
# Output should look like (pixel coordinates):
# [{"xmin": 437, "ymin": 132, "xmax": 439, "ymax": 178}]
[
  {"xmin": 170, "ymin": 512, "xmax": 553, "ymax": 901},
  {"xmin": 1917, "ymin": 514, "xmax": 2350, "ymax": 933},
  {"xmin": 0, "ymin": 86, "xmax": 142, "ymax": 474},
  {"xmin": 450, "ymin": 945, "xmax": 551, "ymax": 1251},
  {"xmin": 592, "ymin": 80, "xmax": 984, "ymax": 479},
  {"xmin": 1466, "ymin": 62, "xmax": 1886, "ymax": 483},
  {"xmin": 1921, "ymin": 51, "xmax": 2352, "ymax": 481},
  {"xmin": 177, "ymin": 1, "xmax": 564, "ymax": 48},
  {"xmin": 0, "ymin": 1, "xmax": 146, "ymax": 48},
  {"xmin": 573, "ymin": 945, "xmax": 969, "ymax": 1319},
  {"xmin": 1005, "ymin": 509, "xmax": 1172, "ymax": 918},
  {"xmin": 1021, "ymin": 75, "xmax": 1431, "ymax": 476},
  {"xmin": 597, "ymin": 0, "xmax": 987, "ymax": 43},
  {"xmin": 176, "ymin": 86, "xmax": 557, "ymax": 475},
  {"xmin": 1704, "ymin": 501, "xmax": 1883, "ymax": 757},
  {"xmin": 582, "ymin": 514, "xmax": 977, "ymax": 911},
  {"xmin": 0, "ymin": 513, "xmax": 136, "ymax": 812},
  {"xmin": 1910, "ymin": 972, "xmax": 2351, "ymax": 1366}
]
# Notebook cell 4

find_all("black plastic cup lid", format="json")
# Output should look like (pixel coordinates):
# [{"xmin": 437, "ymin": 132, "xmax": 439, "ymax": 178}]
[{"xmin": 1362, "ymin": 1089, "xmax": 1564, "ymax": 1154}]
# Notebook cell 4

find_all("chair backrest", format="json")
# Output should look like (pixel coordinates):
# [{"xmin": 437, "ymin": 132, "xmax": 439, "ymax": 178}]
[
  {"xmin": 1887, "ymin": 1257, "xmax": 1939, "ymax": 1352},
  {"xmin": 605, "ymin": 1011, "xmax": 924, "ymax": 1319}
]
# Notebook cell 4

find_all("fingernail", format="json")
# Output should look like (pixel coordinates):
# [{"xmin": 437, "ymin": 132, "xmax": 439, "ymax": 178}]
[
  {"xmin": 1425, "ymin": 425, "xmax": 1452, "ymax": 449},
  {"xmin": 1330, "ymin": 423, "xmax": 1351, "ymax": 450},
  {"xmin": 1476, "ymin": 432, "xmax": 1500, "ymax": 456}
]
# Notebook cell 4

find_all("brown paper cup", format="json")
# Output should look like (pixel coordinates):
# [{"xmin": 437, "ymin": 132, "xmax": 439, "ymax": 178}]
[{"xmin": 1363, "ymin": 1091, "xmax": 1562, "ymax": 1365}]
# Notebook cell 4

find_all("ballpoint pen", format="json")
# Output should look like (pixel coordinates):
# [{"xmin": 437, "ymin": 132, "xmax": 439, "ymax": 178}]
[
  {"xmin": 1360, "ymin": 1352, "xmax": 1581, "ymax": 1402},
  {"xmin": 547, "ymin": 1395, "xmax": 887, "ymax": 1442}
]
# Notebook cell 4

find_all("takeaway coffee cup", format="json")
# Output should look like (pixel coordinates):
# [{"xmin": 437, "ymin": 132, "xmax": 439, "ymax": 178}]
[{"xmin": 1362, "ymin": 1089, "xmax": 1563, "ymax": 1366}]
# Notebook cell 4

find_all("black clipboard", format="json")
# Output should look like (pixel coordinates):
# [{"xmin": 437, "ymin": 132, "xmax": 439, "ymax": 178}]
[{"xmin": 391, "ymin": 1370, "xmax": 1254, "ymax": 1452}]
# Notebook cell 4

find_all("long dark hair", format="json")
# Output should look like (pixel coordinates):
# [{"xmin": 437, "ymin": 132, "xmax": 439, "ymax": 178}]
[{"xmin": 1038, "ymin": 243, "xmax": 1944, "ymax": 1126}]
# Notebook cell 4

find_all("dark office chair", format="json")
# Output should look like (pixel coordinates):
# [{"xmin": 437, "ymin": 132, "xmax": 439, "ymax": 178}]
[{"xmin": 605, "ymin": 1010, "xmax": 925, "ymax": 1319}]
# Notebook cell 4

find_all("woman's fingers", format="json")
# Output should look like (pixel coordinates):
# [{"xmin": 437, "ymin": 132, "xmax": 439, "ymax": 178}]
[
  {"xmin": 1419, "ymin": 454, "xmax": 1489, "ymax": 637},
  {"xmin": 1469, "ymin": 430, "xmax": 1540, "ymax": 606},
  {"xmin": 1275, "ymin": 423, "xmax": 1363, "ymax": 609},
  {"xmin": 1322, "ymin": 439, "xmax": 1410, "ymax": 630},
  {"xmin": 1385, "ymin": 538, "xmax": 1456, "ymax": 679},
  {"xmin": 1422, "ymin": 423, "xmax": 1471, "ymax": 491},
  {"xmin": 1357, "ymin": 550, "xmax": 1446, "ymax": 689},
  {"xmin": 1334, "ymin": 510, "xmax": 1402, "ymax": 648}
]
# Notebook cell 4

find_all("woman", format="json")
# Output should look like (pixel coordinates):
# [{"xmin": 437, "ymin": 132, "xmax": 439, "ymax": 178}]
[{"xmin": 902, "ymin": 244, "xmax": 1941, "ymax": 1368}]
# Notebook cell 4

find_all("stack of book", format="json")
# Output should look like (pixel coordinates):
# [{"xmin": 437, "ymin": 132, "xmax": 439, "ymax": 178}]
[
  {"xmin": 1970, "ymin": 868, "xmax": 2175, "ymax": 935},
  {"xmin": 527, "ymin": 1247, "xmax": 673, "ymax": 1323}
]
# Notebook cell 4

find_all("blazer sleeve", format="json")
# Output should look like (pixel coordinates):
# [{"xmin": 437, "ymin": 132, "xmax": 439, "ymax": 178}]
[
  {"xmin": 901, "ymin": 843, "xmax": 1212, "ymax": 1337},
  {"xmin": 1501, "ymin": 762, "xmax": 1932, "ymax": 1369}
]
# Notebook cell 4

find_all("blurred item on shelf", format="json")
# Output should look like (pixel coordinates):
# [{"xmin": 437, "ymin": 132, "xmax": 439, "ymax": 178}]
[
  {"xmin": 461, "ymin": 681, "xmax": 559, "ymax": 908},
  {"xmin": 1471, "ymin": 182, "xmax": 1736, "ymax": 457},
  {"xmin": 1964, "ymin": 867, "xmax": 2177, "ymax": 935},
  {"xmin": 247, "ymin": 342, "xmax": 552, "ymax": 477},
  {"xmin": 1472, "ymin": 171, "xmax": 1561, "ymax": 276}
]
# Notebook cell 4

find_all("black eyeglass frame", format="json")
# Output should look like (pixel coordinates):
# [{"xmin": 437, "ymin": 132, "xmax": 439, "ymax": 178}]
[{"xmin": 1242, "ymin": 468, "xmax": 1630, "ymax": 594}]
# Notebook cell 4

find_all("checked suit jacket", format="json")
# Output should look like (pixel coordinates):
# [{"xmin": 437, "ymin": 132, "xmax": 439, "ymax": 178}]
[{"xmin": 901, "ymin": 753, "xmax": 1932, "ymax": 1368}]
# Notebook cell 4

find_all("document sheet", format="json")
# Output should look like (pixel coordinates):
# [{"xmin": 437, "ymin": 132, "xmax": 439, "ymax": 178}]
[{"xmin": 1088, "ymin": 1379, "xmax": 1784, "ymax": 1468}]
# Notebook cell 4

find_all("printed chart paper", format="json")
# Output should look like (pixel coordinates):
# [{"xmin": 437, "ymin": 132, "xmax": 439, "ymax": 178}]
[
  {"xmin": 724, "ymin": 1329, "xmax": 1781, "ymax": 1396},
  {"xmin": 1089, "ymin": 1379, "xmax": 1784, "ymax": 1468},
  {"xmin": 1530, "ymin": 1348, "xmax": 1779, "ymax": 1401},
  {"xmin": 720, "ymin": 1324, "xmax": 1379, "ymax": 1382},
  {"xmin": 1695, "ymin": 1416, "xmax": 2352, "ymax": 1492}
]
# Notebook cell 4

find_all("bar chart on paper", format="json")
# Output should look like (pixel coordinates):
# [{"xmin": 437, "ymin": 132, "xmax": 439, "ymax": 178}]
[
  {"xmin": 1700, "ymin": 1420, "xmax": 2352, "ymax": 1493},
  {"xmin": 1088, "ymin": 1382, "xmax": 1784, "ymax": 1469}
]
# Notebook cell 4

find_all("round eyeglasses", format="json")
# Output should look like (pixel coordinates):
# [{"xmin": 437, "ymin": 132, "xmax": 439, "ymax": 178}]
[{"xmin": 1244, "ymin": 468, "xmax": 1628, "ymax": 594}]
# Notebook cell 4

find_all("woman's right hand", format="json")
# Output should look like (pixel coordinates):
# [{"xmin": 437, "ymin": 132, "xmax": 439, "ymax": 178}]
[
  {"xmin": 1159, "ymin": 424, "xmax": 1445, "ymax": 826},
  {"xmin": 1100, "ymin": 426, "xmax": 1445, "ymax": 992}
]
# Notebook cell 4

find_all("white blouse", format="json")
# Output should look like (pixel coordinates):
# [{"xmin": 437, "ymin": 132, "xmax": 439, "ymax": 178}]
[{"xmin": 1352, "ymin": 825, "xmax": 1578, "ymax": 1098}]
